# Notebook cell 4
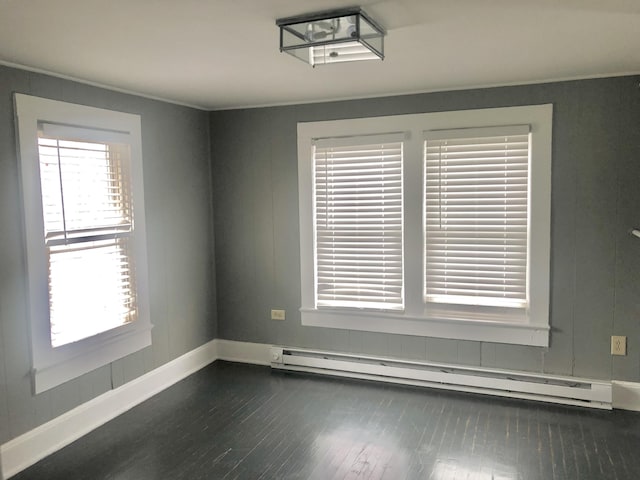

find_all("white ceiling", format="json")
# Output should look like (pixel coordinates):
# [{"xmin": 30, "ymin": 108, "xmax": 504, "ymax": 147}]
[{"xmin": 1, "ymin": 0, "xmax": 639, "ymax": 110}]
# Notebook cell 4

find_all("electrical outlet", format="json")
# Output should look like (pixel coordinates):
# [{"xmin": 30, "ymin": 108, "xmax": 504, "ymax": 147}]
[
  {"xmin": 271, "ymin": 309, "xmax": 286, "ymax": 321},
  {"xmin": 611, "ymin": 336, "xmax": 627, "ymax": 356}
]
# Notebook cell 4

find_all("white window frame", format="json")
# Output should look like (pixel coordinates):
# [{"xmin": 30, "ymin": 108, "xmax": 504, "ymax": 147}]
[
  {"xmin": 298, "ymin": 105, "xmax": 552, "ymax": 347},
  {"xmin": 15, "ymin": 94, "xmax": 152, "ymax": 393}
]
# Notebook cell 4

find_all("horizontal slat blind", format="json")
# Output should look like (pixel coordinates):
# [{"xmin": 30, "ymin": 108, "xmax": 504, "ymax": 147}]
[
  {"xmin": 314, "ymin": 138, "xmax": 404, "ymax": 310},
  {"xmin": 424, "ymin": 126, "xmax": 530, "ymax": 308},
  {"xmin": 38, "ymin": 132, "xmax": 136, "ymax": 347},
  {"xmin": 38, "ymin": 136, "xmax": 132, "ymax": 241}
]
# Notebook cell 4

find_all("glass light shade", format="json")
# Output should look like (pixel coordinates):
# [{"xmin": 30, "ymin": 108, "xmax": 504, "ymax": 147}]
[{"xmin": 277, "ymin": 7, "xmax": 385, "ymax": 66}]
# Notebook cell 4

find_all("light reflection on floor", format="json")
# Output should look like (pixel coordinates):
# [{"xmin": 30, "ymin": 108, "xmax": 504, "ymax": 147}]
[
  {"xmin": 312, "ymin": 426, "xmax": 410, "ymax": 478},
  {"xmin": 313, "ymin": 423, "xmax": 521, "ymax": 479},
  {"xmin": 432, "ymin": 459, "xmax": 518, "ymax": 479}
]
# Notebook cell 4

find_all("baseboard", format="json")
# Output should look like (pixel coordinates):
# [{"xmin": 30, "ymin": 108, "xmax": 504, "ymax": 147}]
[
  {"xmin": 214, "ymin": 339, "xmax": 271, "ymax": 366},
  {"xmin": 215, "ymin": 341, "xmax": 640, "ymax": 412},
  {"xmin": 612, "ymin": 381, "xmax": 640, "ymax": 411},
  {"xmin": 3, "ymin": 339, "xmax": 640, "ymax": 478},
  {"xmin": 1, "ymin": 339, "xmax": 218, "ymax": 479}
]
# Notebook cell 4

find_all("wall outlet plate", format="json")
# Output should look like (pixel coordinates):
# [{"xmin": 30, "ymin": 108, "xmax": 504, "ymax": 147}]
[
  {"xmin": 271, "ymin": 309, "xmax": 285, "ymax": 321},
  {"xmin": 611, "ymin": 335, "xmax": 627, "ymax": 356}
]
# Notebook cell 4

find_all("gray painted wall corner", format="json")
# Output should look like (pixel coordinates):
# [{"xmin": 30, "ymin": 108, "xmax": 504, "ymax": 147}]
[{"xmin": 0, "ymin": 65, "xmax": 217, "ymax": 443}]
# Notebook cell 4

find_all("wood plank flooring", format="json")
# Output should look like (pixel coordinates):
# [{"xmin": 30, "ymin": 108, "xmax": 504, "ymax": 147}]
[{"xmin": 11, "ymin": 361, "xmax": 640, "ymax": 479}]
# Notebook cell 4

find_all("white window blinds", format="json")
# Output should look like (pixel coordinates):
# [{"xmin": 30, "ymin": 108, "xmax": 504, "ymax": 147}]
[
  {"xmin": 314, "ymin": 136, "xmax": 404, "ymax": 310},
  {"xmin": 424, "ymin": 125, "xmax": 530, "ymax": 309},
  {"xmin": 38, "ymin": 124, "xmax": 137, "ymax": 347}
]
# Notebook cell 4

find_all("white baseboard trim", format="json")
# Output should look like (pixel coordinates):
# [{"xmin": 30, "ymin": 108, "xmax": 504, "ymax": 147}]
[
  {"xmin": 215, "ymin": 339, "xmax": 271, "ymax": 366},
  {"xmin": 1, "ymin": 339, "xmax": 218, "ymax": 479},
  {"xmin": 215, "ymin": 341, "xmax": 640, "ymax": 412},
  {"xmin": 3, "ymin": 339, "xmax": 640, "ymax": 479},
  {"xmin": 612, "ymin": 381, "xmax": 640, "ymax": 411}
]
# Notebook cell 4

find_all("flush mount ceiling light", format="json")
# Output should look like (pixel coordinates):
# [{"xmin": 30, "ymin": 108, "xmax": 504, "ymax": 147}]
[{"xmin": 276, "ymin": 7, "xmax": 385, "ymax": 66}]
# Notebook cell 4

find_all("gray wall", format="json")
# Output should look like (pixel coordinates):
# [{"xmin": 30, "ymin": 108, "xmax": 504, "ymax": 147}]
[
  {"xmin": 210, "ymin": 75, "xmax": 640, "ymax": 382},
  {"xmin": 0, "ymin": 65, "xmax": 217, "ymax": 443}
]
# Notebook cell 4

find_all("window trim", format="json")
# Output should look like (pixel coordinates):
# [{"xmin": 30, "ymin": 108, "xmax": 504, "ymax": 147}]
[
  {"xmin": 15, "ymin": 94, "xmax": 152, "ymax": 393},
  {"xmin": 298, "ymin": 104, "xmax": 552, "ymax": 347}
]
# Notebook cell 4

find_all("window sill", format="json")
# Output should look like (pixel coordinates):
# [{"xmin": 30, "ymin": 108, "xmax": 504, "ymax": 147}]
[{"xmin": 300, "ymin": 308, "xmax": 549, "ymax": 347}]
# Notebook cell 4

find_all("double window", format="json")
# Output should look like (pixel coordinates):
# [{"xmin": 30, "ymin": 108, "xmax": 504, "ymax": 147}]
[
  {"xmin": 15, "ymin": 94, "xmax": 151, "ymax": 393},
  {"xmin": 298, "ymin": 105, "xmax": 552, "ymax": 346}
]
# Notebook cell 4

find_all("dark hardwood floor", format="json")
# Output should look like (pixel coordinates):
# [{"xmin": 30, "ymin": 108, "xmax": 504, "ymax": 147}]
[{"xmin": 12, "ymin": 361, "xmax": 640, "ymax": 479}]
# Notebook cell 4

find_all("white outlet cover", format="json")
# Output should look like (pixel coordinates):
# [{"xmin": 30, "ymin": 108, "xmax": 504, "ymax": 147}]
[{"xmin": 611, "ymin": 336, "xmax": 627, "ymax": 356}]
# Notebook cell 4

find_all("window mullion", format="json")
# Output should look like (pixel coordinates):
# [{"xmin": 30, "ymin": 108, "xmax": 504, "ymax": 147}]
[{"xmin": 401, "ymin": 130, "xmax": 423, "ymax": 316}]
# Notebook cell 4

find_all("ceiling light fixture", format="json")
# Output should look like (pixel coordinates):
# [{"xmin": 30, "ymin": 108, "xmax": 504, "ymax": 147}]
[{"xmin": 276, "ymin": 7, "xmax": 385, "ymax": 66}]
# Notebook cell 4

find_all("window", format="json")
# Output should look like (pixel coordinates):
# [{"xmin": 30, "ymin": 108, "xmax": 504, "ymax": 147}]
[
  {"xmin": 15, "ymin": 94, "xmax": 151, "ymax": 393},
  {"xmin": 424, "ymin": 127, "xmax": 529, "ymax": 309},
  {"xmin": 313, "ymin": 135, "xmax": 404, "ymax": 310},
  {"xmin": 298, "ymin": 105, "xmax": 552, "ymax": 346}
]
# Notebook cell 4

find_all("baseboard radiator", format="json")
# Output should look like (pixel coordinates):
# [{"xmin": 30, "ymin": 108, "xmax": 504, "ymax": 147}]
[{"xmin": 270, "ymin": 347, "xmax": 612, "ymax": 410}]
